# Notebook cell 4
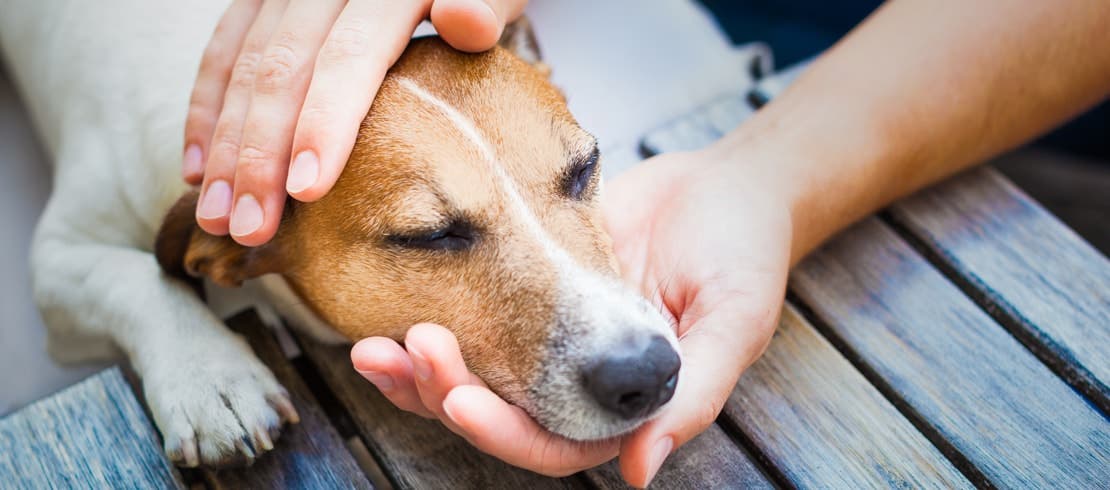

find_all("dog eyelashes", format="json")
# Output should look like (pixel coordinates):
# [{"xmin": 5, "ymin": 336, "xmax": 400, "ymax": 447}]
[
  {"xmin": 388, "ymin": 220, "xmax": 477, "ymax": 252},
  {"xmin": 564, "ymin": 146, "xmax": 600, "ymax": 200}
]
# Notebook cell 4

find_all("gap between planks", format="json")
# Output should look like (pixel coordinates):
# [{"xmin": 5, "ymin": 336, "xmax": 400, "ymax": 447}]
[
  {"xmin": 784, "ymin": 291, "xmax": 992, "ymax": 488},
  {"xmin": 880, "ymin": 209, "xmax": 1109, "ymax": 417}
]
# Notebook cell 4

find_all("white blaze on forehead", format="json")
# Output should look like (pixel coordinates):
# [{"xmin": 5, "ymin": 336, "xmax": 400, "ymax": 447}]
[
  {"xmin": 395, "ymin": 76, "xmax": 567, "ymax": 263},
  {"xmin": 396, "ymin": 77, "xmax": 679, "ymax": 439},
  {"xmin": 394, "ymin": 76, "xmax": 675, "ymax": 351}
]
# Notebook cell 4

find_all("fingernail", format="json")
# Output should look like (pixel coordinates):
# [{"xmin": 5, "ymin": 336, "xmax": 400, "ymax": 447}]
[
  {"xmin": 645, "ymin": 436, "xmax": 673, "ymax": 487},
  {"xmin": 197, "ymin": 180, "xmax": 232, "ymax": 219},
  {"xmin": 286, "ymin": 150, "xmax": 319, "ymax": 194},
  {"xmin": 357, "ymin": 370, "xmax": 395, "ymax": 391},
  {"xmin": 229, "ymin": 194, "xmax": 264, "ymax": 236},
  {"xmin": 442, "ymin": 398, "xmax": 461, "ymax": 425},
  {"xmin": 183, "ymin": 144, "xmax": 203, "ymax": 178},
  {"xmin": 410, "ymin": 348, "xmax": 433, "ymax": 381}
]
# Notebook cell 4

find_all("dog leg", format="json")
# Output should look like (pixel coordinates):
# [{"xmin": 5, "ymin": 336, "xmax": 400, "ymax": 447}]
[{"xmin": 31, "ymin": 227, "xmax": 298, "ymax": 467}]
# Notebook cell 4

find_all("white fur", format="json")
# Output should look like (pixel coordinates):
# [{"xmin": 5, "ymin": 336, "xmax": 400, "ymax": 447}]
[
  {"xmin": 0, "ymin": 0, "xmax": 295, "ymax": 467},
  {"xmin": 396, "ymin": 76, "xmax": 678, "ymax": 439},
  {"xmin": 0, "ymin": 0, "xmax": 736, "ymax": 461},
  {"xmin": 253, "ymin": 274, "xmax": 349, "ymax": 345}
]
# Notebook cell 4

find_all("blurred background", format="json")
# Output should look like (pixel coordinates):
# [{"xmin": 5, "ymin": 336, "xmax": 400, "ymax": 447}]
[{"xmin": 699, "ymin": 0, "xmax": 1109, "ymax": 251}]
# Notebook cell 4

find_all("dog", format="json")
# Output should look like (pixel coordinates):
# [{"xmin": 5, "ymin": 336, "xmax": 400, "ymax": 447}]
[{"xmin": 0, "ymin": 1, "xmax": 681, "ymax": 468}]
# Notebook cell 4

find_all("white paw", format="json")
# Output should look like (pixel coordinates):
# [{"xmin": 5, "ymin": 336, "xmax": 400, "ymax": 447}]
[{"xmin": 141, "ymin": 334, "xmax": 299, "ymax": 468}]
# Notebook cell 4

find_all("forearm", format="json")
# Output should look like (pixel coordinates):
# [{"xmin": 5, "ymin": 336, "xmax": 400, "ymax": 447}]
[{"xmin": 709, "ymin": 0, "xmax": 1110, "ymax": 264}]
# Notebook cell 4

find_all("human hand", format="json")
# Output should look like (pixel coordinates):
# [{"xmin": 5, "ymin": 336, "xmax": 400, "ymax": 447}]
[
  {"xmin": 184, "ymin": 0, "xmax": 527, "ymax": 246},
  {"xmin": 600, "ymin": 148, "xmax": 791, "ymax": 486},
  {"xmin": 350, "ymin": 323, "xmax": 621, "ymax": 477},
  {"xmin": 350, "ymin": 146, "xmax": 794, "ymax": 486}
]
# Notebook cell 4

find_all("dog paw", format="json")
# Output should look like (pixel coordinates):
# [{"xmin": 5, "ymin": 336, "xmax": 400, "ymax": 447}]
[{"xmin": 142, "ymin": 335, "xmax": 300, "ymax": 468}]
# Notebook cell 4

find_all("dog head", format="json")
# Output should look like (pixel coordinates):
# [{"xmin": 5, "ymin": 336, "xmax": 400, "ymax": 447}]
[{"xmin": 157, "ymin": 21, "xmax": 680, "ymax": 440}]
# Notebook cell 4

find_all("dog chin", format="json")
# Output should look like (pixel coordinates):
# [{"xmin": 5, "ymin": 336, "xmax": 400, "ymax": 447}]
[{"xmin": 533, "ymin": 401, "xmax": 662, "ymax": 441}]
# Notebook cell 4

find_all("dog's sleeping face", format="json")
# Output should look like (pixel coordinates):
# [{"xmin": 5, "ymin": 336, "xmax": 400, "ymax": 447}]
[{"xmin": 157, "ymin": 27, "xmax": 680, "ymax": 440}]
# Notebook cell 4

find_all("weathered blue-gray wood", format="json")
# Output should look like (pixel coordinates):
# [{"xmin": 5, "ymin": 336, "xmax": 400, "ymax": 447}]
[
  {"xmin": 725, "ymin": 306, "xmax": 972, "ymax": 489},
  {"xmin": 0, "ymin": 367, "xmax": 184, "ymax": 490},
  {"xmin": 888, "ymin": 163, "xmax": 1110, "ymax": 414},
  {"xmin": 585, "ymin": 423, "xmax": 775, "ymax": 489},
  {"xmin": 639, "ymin": 85, "xmax": 973, "ymax": 489},
  {"xmin": 297, "ymin": 337, "xmax": 584, "ymax": 490},
  {"xmin": 791, "ymin": 217, "xmax": 1110, "ymax": 487},
  {"xmin": 204, "ymin": 311, "xmax": 374, "ymax": 490},
  {"xmin": 299, "ymin": 332, "xmax": 776, "ymax": 489}
]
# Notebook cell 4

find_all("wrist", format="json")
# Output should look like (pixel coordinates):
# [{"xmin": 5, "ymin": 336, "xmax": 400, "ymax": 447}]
[{"xmin": 701, "ymin": 104, "xmax": 892, "ymax": 265}]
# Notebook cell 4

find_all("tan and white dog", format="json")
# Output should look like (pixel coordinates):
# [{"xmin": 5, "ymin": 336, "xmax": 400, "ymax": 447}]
[{"xmin": 0, "ymin": 0, "xmax": 715, "ymax": 468}]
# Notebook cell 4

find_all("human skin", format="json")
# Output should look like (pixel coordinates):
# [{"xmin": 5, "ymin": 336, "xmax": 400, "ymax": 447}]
[
  {"xmin": 349, "ymin": 0, "xmax": 1110, "ymax": 487},
  {"xmin": 183, "ymin": 0, "xmax": 527, "ymax": 247}
]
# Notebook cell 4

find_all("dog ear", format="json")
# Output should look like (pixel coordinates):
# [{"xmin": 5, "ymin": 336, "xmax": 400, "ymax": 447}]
[
  {"xmin": 155, "ymin": 190, "xmax": 282, "ymax": 288},
  {"xmin": 499, "ymin": 16, "xmax": 550, "ymax": 77}
]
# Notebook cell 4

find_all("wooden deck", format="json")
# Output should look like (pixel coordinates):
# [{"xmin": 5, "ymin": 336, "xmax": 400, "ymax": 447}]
[{"xmin": 1, "ymin": 93, "xmax": 1108, "ymax": 489}]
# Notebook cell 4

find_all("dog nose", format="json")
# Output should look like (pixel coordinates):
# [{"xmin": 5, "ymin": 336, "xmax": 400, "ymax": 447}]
[{"xmin": 583, "ymin": 335, "xmax": 680, "ymax": 419}]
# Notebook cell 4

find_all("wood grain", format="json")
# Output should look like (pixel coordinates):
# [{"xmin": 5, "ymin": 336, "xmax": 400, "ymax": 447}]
[
  {"xmin": 888, "ymin": 164, "xmax": 1110, "ymax": 413},
  {"xmin": 791, "ymin": 217, "xmax": 1110, "ymax": 487},
  {"xmin": 584, "ymin": 423, "xmax": 775, "ymax": 490},
  {"xmin": 297, "ymin": 337, "xmax": 584, "ymax": 490},
  {"xmin": 723, "ymin": 305, "xmax": 971, "ymax": 489},
  {"xmin": 298, "ymin": 331, "xmax": 776, "ymax": 488},
  {"xmin": 0, "ymin": 368, "xmax": 184, "ymax": 489},
  {"xmin": 202, "ymin": 311, "xmax": 374, "ymax": 490}
]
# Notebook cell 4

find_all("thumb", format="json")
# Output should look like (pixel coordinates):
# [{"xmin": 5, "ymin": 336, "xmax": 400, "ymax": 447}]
[
  {"xmin": 431, "ymin": 0, "xmax": 528, "ymax": 52},
  {"xmin": 618, "ymin": 305, "xmax": 778, "ymax": 487}
]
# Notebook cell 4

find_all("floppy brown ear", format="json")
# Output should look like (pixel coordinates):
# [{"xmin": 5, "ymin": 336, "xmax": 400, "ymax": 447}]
[
  {"xmin": 154, "ymin": 190, "xmax": 281, "ymax": 288},
  {"xmin": 499, "ymin": 16, "xmax": 550, "ymax": 77}
]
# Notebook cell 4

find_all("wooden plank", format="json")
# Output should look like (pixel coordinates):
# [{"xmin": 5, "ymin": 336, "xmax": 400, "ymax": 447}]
[
  {"xmin": 636, "ymin": 87, "xmax": 968, "ymax": 488},
  {"xmin": 887, "ymin": 164, "xmax": 1110, "ymax": 413},
  {"xmin": 723, "ymin": 305, "xmax": 971, "ymax": 489},
  {"xmin": 584, "ymin": 424, "xmax": 775, "ymax": 489},
  {"xmin": 202, "ymin": 311, "xmax": 373, "ymax": 489},
  {"xmin": 638, "ymin": 80, "xmax": 966, "ymax": 488},
  {"xmin": 299, "ymin": 329, "xmax": 775, "ymax": 488},
  {"xmin": 298, "ymin": 337, "xmax": 583, "ymax": 490},
  {"xmin": 790, "ymin": 217, "xmax": 1110, "ymax": 487},
  {"xmin": 0, "ymin": 368, "xmax": 184, "ymax": 489}
]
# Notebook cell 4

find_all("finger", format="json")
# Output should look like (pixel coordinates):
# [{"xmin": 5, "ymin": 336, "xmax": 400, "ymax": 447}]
[
  {"xmin": 404, "ymin": 323, "xmax": 483, "ymax": 421},
  {"xmin": 618, "ymin": 306, "xmax": 778, "ymax": 488},
  {"xmin": 431, "ymin": 0, "xmax": 528, "ymax": 52},
  {"xmin": 285, "ymin": 0, "xmax": 430, "ymax": 202},
  {"xmin": 351, "ymin": 337, "xmax": 436, "ymax": 418},
  {"xmin": 196, "ymin": 0, "xmax": 287, "ymax": 235},
  {"xmin": 443, "ymin": 385, "xmax": 618, "ymax": 477},
  {"xmin": 227, "ymin": 0, "xmax": 346, "ymax": 246},
  {"xmin": 183, "ymin": 0, "xmax": 262, "ymax": 184}
]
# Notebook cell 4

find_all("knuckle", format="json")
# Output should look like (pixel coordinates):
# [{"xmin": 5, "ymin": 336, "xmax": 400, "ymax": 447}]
[
  {"xmin": 321, "ymin": 20, "xmax": 372, "ymax": 62},
  {"xmin": 199, "ymin": 43, "xmax": 234, "ymax": 74},
  {"xmin": 186, "ymin": 102, "xmax": 218, "ymax": 128},
  {"xmin": 229, "ymin": 52, "xmax": 263, "ymax": 90},
  {"xmin": 296, "ymin": 104, "xmax": 338, "ymax": 133},
  {"xmin": 297, "ymin": 104, "xmax": 329, "ymax": 124},
  {"xmin": 255, "ymin": 39, "xmax": 303, "ymax": 92},
  {"xmin": 210, "ymin": 133, "xmax": 243, "ymax": 160},
  {"xmin": 235, "ymin": 143, "xmax": 279, "ymax": 174}
]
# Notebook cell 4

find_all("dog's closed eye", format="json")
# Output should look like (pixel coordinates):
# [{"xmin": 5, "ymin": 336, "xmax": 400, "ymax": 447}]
[
  {"xmin": 388, "ymin": 220, "xmax": 477, "ymax": 252},
  {"xmin": 564, "ymin": 145, "xmax": 600, "ymax": 200}
]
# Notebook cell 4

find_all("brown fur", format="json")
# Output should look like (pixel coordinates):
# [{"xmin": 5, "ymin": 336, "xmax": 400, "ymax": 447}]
[{"xmin": 155, "ymin": 33, "xmax": 616, "ymax": 405}]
